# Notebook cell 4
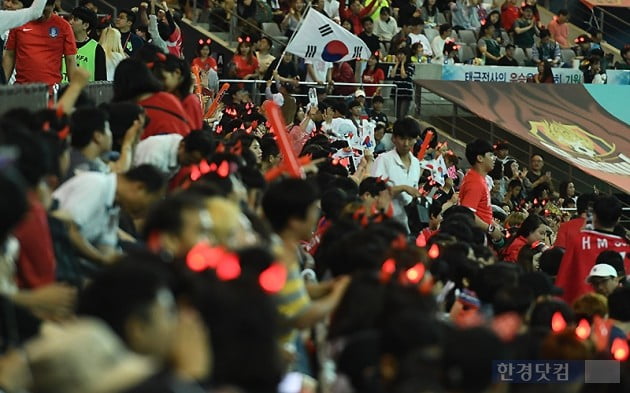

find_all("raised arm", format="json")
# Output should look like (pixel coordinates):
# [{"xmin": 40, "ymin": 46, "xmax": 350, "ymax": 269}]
[{"xmin": 0, "ymin": 0, "xmax": 46, "ymax": 32}]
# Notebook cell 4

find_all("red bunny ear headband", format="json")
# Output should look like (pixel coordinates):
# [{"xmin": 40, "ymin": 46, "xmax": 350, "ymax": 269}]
[
  {"xmin": 237, "ymin": 36, "xmax": 251, "ymax": 43},
  {"xmin": 198, "ymin": 38, "xmax": 212, "ymax": 45}
]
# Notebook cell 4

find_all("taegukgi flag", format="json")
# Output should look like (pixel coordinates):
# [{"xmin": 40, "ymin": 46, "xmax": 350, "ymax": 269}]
[{"xmin": 285, "ymin": 8, "xmax": 372, "ymax": 62}]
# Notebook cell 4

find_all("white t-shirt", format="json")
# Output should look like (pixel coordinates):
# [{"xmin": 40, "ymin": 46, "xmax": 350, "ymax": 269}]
[
  {"xmin": 105, "ymin": 52, "xmax": 126, "ymax": 82},
  {"xmin": 431, "ymin": 35, "xmax": 446, "ymax": 62},
  {"xmin": 133, "ymin": 134, "xmax": 183, "ymax": 179},
  {"xmin": 52, "ymin": 172, "xmax": 119, "ymax": 247},
  {"xmin": 408, "ymin": 33, "xmax": 434, "ymax": 56},
  {"xmin": 371, "ymin": 149, "xmax": 421, "ymax": 232},
  {"xmin": 305, "ymin": 59, "xmax": 332, "ymax": 83}
]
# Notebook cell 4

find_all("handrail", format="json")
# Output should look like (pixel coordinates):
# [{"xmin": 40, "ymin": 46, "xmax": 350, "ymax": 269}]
[{"xmin": 218, "ymin": 79, "xmax": 398, "ymax": 88}]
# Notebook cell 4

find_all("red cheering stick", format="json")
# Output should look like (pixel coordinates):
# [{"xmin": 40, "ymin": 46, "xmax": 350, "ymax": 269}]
[
  {"xmin": 264, "ymin": 155, "xmax": 311, "ymax": 182},
  {"xmin": 262, "ymin": 100, "xmax": 304, "ymax": 179},
  {"xmin": 416, "ymin": 130, "xmax": 434, "ymax": 161},
  {"xmin": 191, "ymin": 65, "xmax": 203, "ymax": 95},
  {"xmin": 204, "ymin": 82, "xmax": 230, "ymax": 119}
]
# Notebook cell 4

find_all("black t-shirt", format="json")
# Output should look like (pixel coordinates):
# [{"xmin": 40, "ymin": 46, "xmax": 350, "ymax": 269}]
[
  {"xmin": 359, "ymin": 31, "xmax": 381, "ymax": 53},
  {"xmin": 263, "ymin": 57, "xmax": 298, "ymax": 81},
  {"xmin": 120, "ymin": 31, "xmax": 145, "ymax": 57},
  {"xmin": 498, "ymin": 56, "xmax": 519, "ymax": 66},
  {"xmin": 369, "ymin": 109, "xmax": 389, "ymax": 125}
]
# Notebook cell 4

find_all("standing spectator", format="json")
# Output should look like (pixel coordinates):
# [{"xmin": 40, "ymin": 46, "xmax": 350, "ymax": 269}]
[
  {"xmin": 531, "ymin": 29, "xmax": 561, "ymax": 66},
  {"xmin": 513, "ymin": 5, "xmax": 538, "ymax": 56},
  {"xmin": 192, "ymin": 38, "xmax": 217, "ymax": 72},
  {"xmin": 431, "ymin": 23, "xmax": 452, "ymax": 63},
  {"xmin": 115, "ymin": 9, "xmax": 144, "ymax": 57},
  {"xmin": 524, "ymin": 154, "xmax": 552, "ymax": 195},
  {"xmin": 3, "ymin": 0, "xmax": 77, "ymax": 85},
  {"xmin": 99, "ymin": 27, "xmax": 127, "ymax": 81},
  {"xmin": 305, "ymin": 58, "xmax": 332, "ymax": 86},
  {"xmin": 65, "ymin": 6, "xmax": 106, "ymax": 82},
  {"xmin": 389, "ymin": 19, "xmax": 411, "ymax": 55},
  {"xmin": 359, "ymin": 17, "xmax": 381, "ymax": 54},
  {"xmin": 281, "ymin": 0, "xmax": 305, "ymax": 38},
  {"xmin": 158, "ymin": 2, "xmax": 183, "ymax": 58},
  {"xmin": 459, "ymin": 139, "xmax": 504, "ymax": 242},
  {"xmin": 528, "ymin": 61, "xmax": 555, "ymax": 83},
  {"xmin": 500, "ymin": 214, "xmax": 548, "ymax": 263},
  {"xmin": 332, "ymin": 61, "xmax": 356, "ymax": 95},
  {"xmin": 374, "ymin": 7, "xmax": 398, "ymax": 51},
  {"xmin": 498, "ymin": 44, "xmax": 518, "ymax": 65},
  {"xmin": 408, "ymin": 17, "xmax": 433, "ymax": 57},
  {"xmin": 555, "ymin": 195, "xmax": 630, "ymax": 303},
  {"xmin": 500, "ymin": 0, "xmax": 519, "ymax": 33},
  {"xmin": 264, "ymin": 52, "xmax": 299, "ymax": 84},
  {"xmin": 554, "ymin": 193, "xmax": 595, "ymax": 249},
  {"xmin": 232, "ymin": 39, "xmax": 259, "ymax": 80},
  {"xmin": 388, "ymin": 48, "xmax": 414, "ymax": 120},
  {"xmin": 324, "ymin": 0, "xmax": 340, "ymax": 19},
  {"xmin": 371, "ymin": 118, "xmax": 423, "ymax": 232},
  {"xmin": 362, "ymin": 53, "xmax": 385, "ymax": 97},
  {"xmin": 547, "ymin": 9, "xmax": 569, "ymax": 49},
  {"xmin": 451, "ymin": 0, "xmax": 481, "ymax": 31},
  {"xmin": 478, "ymin": 23, "xmax": 501, "ymax": 65},
  {"xmin": 63, "ymin": 107, "xmax": 111, "ymax": 182},
  {"xmin": 339, "ymin": 0, "xmax": 378, "ymax": 35},
  {"xmin": 255, "ymin": 36, "xmax": 275, "ymax": 78}
]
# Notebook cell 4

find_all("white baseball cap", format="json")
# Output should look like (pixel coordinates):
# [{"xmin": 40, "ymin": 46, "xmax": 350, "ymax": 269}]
[{"xmin": 586, "ymin": 264, "xmax": 618, "ymax": 283}]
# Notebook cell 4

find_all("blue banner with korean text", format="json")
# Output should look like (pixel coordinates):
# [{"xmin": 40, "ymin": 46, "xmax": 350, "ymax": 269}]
[{"xmin": 442, "ymin": 65, "xmax": 583, "ymax": 84}]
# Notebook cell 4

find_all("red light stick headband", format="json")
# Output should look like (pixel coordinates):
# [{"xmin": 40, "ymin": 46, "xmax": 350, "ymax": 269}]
[
  {"xmin": 416, "ymin": 130, "xmax": 434, "ymax": 161},
  {"xmin": 262, "ymin": 100, "xmax": 304, "ymax": 179},
  {"xmin": 204, "ymin": 82, "xmax": 230, "ymax": 119}
]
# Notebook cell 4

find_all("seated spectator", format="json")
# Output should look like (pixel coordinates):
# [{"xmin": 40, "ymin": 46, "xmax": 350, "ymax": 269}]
[
  {"xmin": 547, "ymin": 9, "xmax": 570, "ymax": 49},
  {"xmin": 477, "ymin": 23, "xmax": 501, "ymax": 65},
  {"xmin": 451, "ymin": 0, "xmax": 481, "ymax": 31},
  {"xmin": 362, "ymin": 53, "xmax": 386, "ymax": 97},
  {"xmin": 485, "ymin": 10, "xmax": 506, "ymax": 44},
  {"xmin": 133, "ymin": 130, "xmax": 215, "ymax": 179},
  {"xmin": 524, "ymin": 153, "xmax": 552, "ymax": 195},
  {"xmin": 373, "ymin": 121, "xmax": 393, "ymax": 153},
  {"xmin": 374, "ymin": 7, "xmax": 398, "ymax": 49},
  {"xmin": 500, "ymin": 213, "xmax": 548, "ymax": 263},
  {"xmin": 63, "ymin": 108, "xmax": 111, "ymax": 181},
  {"xmin": 359, "ymin": 17, "xmax": 381, "ymax": 54},
  {"xmin": 409, "ymin": 42, "xmax": 427, "ymax": 63},
  {"xmin": 408, "ymin": 17, "xmax": 433, "ymax": 57},
  {"xmin": 586, "ymin": 264, "xmax": 622, "ymax": 297},
  {"xmin": 614, "ymin": 45, "xmax": 630, "ymax": 70},
  {"xmin": 369, "ymin": 95, "xmax": 389, "ymax": 124},
  {"xmin": 432, "ymin": 23, "xmax": 453, "ymax": 64},
  {"xmin": 281, "ymin": 0, "xmax": 305, "ymax": 37},
  {"xmin": 255, "ymin": 36, "xmax": 276, "ymax": 78},
  {"xmin": 513, "ymin": 5, "xmax": 538, "ymax": 56},
  {"xmin": 113, "ymin": 58, "xmax": 192, "ymax": 139},
  {"xmin": 497, "ymin": 45, "xmax": 516, "ymax": 66},
  {"xmin": 443, "ymin": 39, "xmax": 461, "ymax": 64},
  {"xmin": 582, "ymin": 56, "xmax": 606, "ymax": 84},
  {"xmin": 528, "ymin": 60, "xmax": 555, "ymax": 83},
  {"xmin": 52, "ymin": 165, "xmax": 166, "ymax": 267},
  {"xmin": 421, "ymin": 0, "xmax": 443, "ymax": 28},
  {"xmin": 339, "ymin": 0, "xmax": 378, "ymax": 34},
  {"xmin": 232, "ymin": 38, "xmax": 259, "ymax": 80},
  {"xmin": 532, "ymin": 29, "xmax": 561, "ymax": 66}
]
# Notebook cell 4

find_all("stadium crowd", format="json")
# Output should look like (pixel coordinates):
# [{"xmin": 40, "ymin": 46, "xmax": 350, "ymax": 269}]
[{"xmin": 0, "ymin": 0, "xmax": 630, "ymax": 392}]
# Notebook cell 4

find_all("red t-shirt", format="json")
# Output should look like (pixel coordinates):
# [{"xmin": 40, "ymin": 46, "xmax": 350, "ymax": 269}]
[
  {"xmin": 181, "ymin": 94, "xmax": 203, "ymax": 130},
  {"xmin": 167, "ymin": 26, "xmax": 183, "ymax": 58},
  {"xmin": 501, "ymin": 4, "xmax": 520, "ymax": 32},
  {"xmin": 6, "ymin": 14, "xmax": 77, "ymax": 85},
  {"xmin": 232, "ymin": 54, "xmax": 258, "ymax": 79},
  {"xmin": 501, "ymin": 235, "xmax": 528, "ymax": 263},
  {"xmin": 13, "ymin": 192, "xmax": 56, "ymax": 289},
  {"xmin": 554, "ymin": 217, "xmax": 585, "ymax": 249},
  {"xmin": 556, "ymin": 229, "xmax": 630, "ymax": 304},
  {"xmin": 362, "ymin": 68, "xmax": 385, "ymax": 97},
  {"xmin": 139, "ymin": 92, "xmax": 192, "ymax": 139},
  {"xmin": 192, "ymin": 56, "xmax": 218, "ymax": 72},
  {"xmin": 459, "ymin": 168, "xmax": 493, "ymax": 225}
]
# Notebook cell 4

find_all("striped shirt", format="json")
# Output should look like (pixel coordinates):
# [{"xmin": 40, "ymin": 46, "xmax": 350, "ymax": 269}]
[{"xmin": 275, "ymin": 262, "xmax": 311, "ymax": 344}]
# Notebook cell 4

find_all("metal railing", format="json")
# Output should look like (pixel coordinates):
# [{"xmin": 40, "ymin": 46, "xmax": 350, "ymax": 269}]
[
  {"xmin": 0, "ymin": 84, "xmax": 49, "ymax": 116},
  {"xmin": 218, "ymin": 79, "xmax": 399, "ymax": 108}
]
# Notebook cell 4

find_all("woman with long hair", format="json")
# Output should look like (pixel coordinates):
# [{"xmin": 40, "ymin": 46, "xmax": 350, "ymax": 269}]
[
  {"xmin": 529, "ymin": 60, "xmax": 555, "ymax": 83},
  {"xmin": 362, "ymin": 52, "xmax": 385, "ymax": 97},
  {"xmin": 99, "ymin": 27, "xmax": 128, "ymax": 81},
  {"xmin": 485, "ymin": 10, "xmax": 505, "ymax": 43},
  {"xmin": 558, "ymin": 181, "xmax": 578, "ymax": 205},
  {"xmin": 113, "ymin": 58, "xmax": 191, "ymax": 139},
  {"xmin": 232, "ymin": 39, "xmax": 259, "ymax": 80},
  {"xmin": 281, "ymin": 0, "xmax": 305, "ymax": 37},
  {"xmin": 421, "ymin": 0, "xmax": 443, "ymax": 27},
  {"xmin": 191, "ymin": 38, "xmax": 218, "ymax": 72},
  {"xmin": 501, "ymin": 214, "xmax": 549, "ymax": 263}
]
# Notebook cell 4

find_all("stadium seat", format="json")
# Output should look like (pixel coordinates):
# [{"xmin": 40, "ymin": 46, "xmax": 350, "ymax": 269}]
[
  {"xmin": 512, "ymin": 47, "xmax": 526, "ymax": 66},
  {"xmin": 262, "ymin": 23, "xmax": 288, "ymax": 46},
  {"xmin": 458, "ymin": 44, "xmax": 476, "ymax": 62},
  {"xmin": 561, "ymin": 48, "xmax": 576, "ymax": 64},
  {"xmin": 458, "ymin": 29, "xmax": 477, "ymax": 45},
  {"xmin": 424, "ymin": 28, "xmax": 438, "ymax": 43}
]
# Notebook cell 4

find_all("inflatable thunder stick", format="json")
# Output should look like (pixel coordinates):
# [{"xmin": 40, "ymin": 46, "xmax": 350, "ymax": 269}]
[
  {"xmin": 262, "ymin": 100, "xmax": 304, "ymax": 179},
  {"xmin": 416, "ymin": 130, "xmax": 434, "ymax": 161},
  {"xmin": 204, "ymin": 83, "xmax": 230, "ymax": 119}
]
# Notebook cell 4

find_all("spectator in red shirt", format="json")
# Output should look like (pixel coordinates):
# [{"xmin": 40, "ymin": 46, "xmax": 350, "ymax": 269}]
[
  {"xmin": 362, "ymin": 52, "xmax": 385, "ymax": 97},
  {"xmin": 232, "ymin": 39, "xmax": 259, "ymax": 80},
  {"xmin": 191, "ymin": 38, "xmax": 217, "ymax": 72},
  {"xmin": 332, "ymin": 61, "xmax": 356, "ymax": 96},
  {"xmin": 153, "ymin": 53, "xmax": 203, "ymax": 130},
  {"xmin": 459, "ymin": 139, "xmax": 504, "ymax": 243},
  {"xmin": 500, "ymin": 0, "xmax": 520, "ymax": 32},
  {"xmin": 113, "ymin": 58, "xmax": 191, "ymax": 139},
  {"xmin": 554, "ymin": 193, "xmax": 596, "ymax": 249},
  {"xmin": 3, "ymin": 0, "xmax": 78, "ymax": 85},
  {"xmin": 555, "ymin": 195, "xmax": 630, "ymax": 304},
  {"xmin": 339, "ymin": 0, "xmax": 378, "ymax": 34},
  {"xmin": 500, "ymin": 214, "xmax": 548, "ymax": 263}
]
